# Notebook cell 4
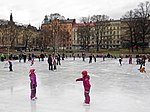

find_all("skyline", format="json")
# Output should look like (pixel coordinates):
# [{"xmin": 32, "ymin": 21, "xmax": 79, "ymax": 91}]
[{"xmin": 0, "ymin": 0, "xmax": 148, "ymax": 28}]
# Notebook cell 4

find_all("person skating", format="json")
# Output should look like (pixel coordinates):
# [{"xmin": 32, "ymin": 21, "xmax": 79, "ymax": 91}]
[
  {"xmin": 93, "ymin": 54, "xmax": 96, "ymax": 62},
  {"xmin": 89, "ymin": 54, "xmax": 92, "ymax": 63},
  {"xmin": 129, "ymin": 55, "xmax": 132, "ymax": 64},
  {"xmin": 76, "ymin": 70, "xmax": 91, "ymax": 105},
  {"xmin": 8, "ymin": 60, "xmax": 13, "ymax": 71},
  {"xmin": 53, "ymin": 59, "xmax": 57, "ymax": 70},
  {"xmin": 29, "ymin": 69, "xmax": 37, "ymax": 100},
  {"xmin": 82, "ymin": 52, "xmax": 86, "ymax": 61},
  {"xmin": 119, "ymin": 57, "xmax": 122, "ymax": 66},
  {"xmin": 56, "ymin": 54, "xmax": 61, "ymax": 65},
  {"xmin": 1, "ymin": 53, "xmax": 5, "ymax": 62},
  {"xmin": 40, "ymin": 53, "xmax": 45, "ymax": 61},
  {"xmin": 52, "ymin": 54, "xmax": 57, "ymax": 70},
  {"xmin": 19, "ymin": 53, "xmax": 22, "ymax": 63},
  {"xmin": 48, "ymin": 55, "xmax": 53, "ymax": 70},
  {"xmin": 23, "ymin": 53, "xmax": 27, "ymax": 63}
]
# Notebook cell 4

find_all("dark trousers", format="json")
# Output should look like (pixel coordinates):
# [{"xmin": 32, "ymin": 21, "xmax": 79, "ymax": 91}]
[
  {"xmin": 57, "ymin": 61, "xmax": 61, "ymax": 65},
  {"xmin": 54, "ymin": 65, "xmax": 56, "ymax": 70},
  {"xmin": 9, "ymin": 65, "xmax": 13, "ymax": 71},
  {"xmin": 49, "ymin": 64, "xmax": 53, "ymax": 70},
  {"xmin": 84, "ymin": 90, "xmax": 90, "ymax": 104},
  {"xmin": 31, "ymin": 89, "xmax": 36, "ymax": 99}
]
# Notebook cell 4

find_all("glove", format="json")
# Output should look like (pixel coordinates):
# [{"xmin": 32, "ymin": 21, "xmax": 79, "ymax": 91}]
[
  {"xmin": 85, "ymin": 91, "xmax": 89, "ymax": 93},
  {"xmin": 76, "ymin": 79, "xmax": 79, "ymax": 82}
]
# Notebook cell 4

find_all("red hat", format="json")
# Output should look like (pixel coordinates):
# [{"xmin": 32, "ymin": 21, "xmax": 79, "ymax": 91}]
[
  {"xmin": 30, "ymin": 68, "xmax": 35, "ymax": 73},
  {"xmin": 82, "ymin": 70, "xmax": 87, "ymax": 77}
]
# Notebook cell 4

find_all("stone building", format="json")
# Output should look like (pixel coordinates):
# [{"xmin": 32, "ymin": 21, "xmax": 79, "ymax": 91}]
[{"xmin": 0, "ymin": 13, "xmax": 39, "ymax": 51}]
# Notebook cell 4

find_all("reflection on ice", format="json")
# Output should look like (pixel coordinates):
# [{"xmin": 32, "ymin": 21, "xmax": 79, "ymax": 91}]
[{"xmin": 30, "ymin": 101, "xmax": 36, "ymax": 112}]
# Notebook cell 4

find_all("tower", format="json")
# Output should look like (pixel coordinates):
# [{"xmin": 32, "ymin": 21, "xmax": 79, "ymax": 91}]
[{"xmin": 10, "ymin": 11, "xmax": 13, "ymax": 22}]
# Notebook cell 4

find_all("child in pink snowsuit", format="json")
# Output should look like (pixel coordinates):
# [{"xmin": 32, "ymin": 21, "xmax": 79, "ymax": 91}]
[
  {"xmin": 29, "ymin": 69, "xmax": 37, "ymax": 100},
  {"xmin": 76, "ymin": 70, "xmax": 91, "ymax": 104},
  {"xmin": 129, "ymin": 55, "xmax": 132, "ymax": 64}
]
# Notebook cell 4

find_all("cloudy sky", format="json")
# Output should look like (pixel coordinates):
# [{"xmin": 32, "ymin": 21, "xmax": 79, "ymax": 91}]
[{"xmin": 0, "ymin": 0, "xmax": 147, "ymax": 28}]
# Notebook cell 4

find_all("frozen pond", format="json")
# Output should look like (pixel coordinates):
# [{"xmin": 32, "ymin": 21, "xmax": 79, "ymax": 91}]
[{"xmin": 0, "ymin": 57, "xmax": 150, "ymax": 112}]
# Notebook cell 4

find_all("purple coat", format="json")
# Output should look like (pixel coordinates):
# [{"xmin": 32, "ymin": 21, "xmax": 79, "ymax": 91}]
[{"xmin": 29, "ymin": 73, "xmax": 37, "ymax": 89}]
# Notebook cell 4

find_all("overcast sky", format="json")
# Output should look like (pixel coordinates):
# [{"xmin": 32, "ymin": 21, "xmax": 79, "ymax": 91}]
[{"xmin": 0, "ymin": 0, "xmax": 147, "ymax": 28}]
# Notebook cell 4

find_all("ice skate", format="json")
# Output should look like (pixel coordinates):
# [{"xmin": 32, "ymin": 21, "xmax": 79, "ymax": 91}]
[
  {"xmin": 31, "ymin": 98, "xmax": 35, "ymax": 101},
  {"xmin": 83, "ymin": 102, "xmax": 90, "ymax": 106},
  {"xmin": 31, "ymin": 97, "xmax": 37, "ymax": 101}
]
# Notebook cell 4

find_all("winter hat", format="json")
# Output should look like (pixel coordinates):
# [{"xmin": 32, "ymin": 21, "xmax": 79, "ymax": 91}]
[
  {"xmin": 30, "ymin": 68, "xmax": 35, "ymax": 74},
  {"xmin": 82, "ymin": 70, "xmax": 87, "ymax": 77}
]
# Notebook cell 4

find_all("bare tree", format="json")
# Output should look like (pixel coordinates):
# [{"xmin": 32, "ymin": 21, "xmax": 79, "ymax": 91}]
[
  {"xmin": 135, "ymin": 1, "xmax": 150, "ymax": 53},
  {"xmin": 78, "ymin": 16, "xmax": 93, "ymax": 51},
  {"xmin": 59, "ymin": 29, "xmax": 69, "ymax": 51},
  {"xmin": 91, "ymin": 15, "xmax": 109, "ymax": 51},
  {"xmin": 23, "ymin": 26, "xmax": 34, "ymax": 51},
  {"xmin": 122, "ymin": 10, "xmax": 138, "ymax": 52}
]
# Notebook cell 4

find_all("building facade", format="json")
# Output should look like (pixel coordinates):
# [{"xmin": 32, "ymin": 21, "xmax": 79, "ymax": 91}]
[
  {"xmin": 41, "ymin": 13, "xmax": 75, "ymax": 51},
  {"xmin": 0, "ymin": 13, "xmax": 39, "ymax": 51}
]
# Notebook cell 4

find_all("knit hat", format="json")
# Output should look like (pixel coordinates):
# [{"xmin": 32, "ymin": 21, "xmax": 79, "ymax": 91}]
[
  {"xmin": 82, "ymin": 70, "xmax": 87, "ymax": 77},
  {"xmin": 30, "ymin": 68, "xmax": 35, "ymax": 73}
]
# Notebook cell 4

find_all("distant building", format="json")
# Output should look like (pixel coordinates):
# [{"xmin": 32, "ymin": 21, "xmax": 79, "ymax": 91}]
[
  {"xmin": 41, "ymin": 13, "xmax": 76, "ymax": 50},
  {"xmin": 0, "ymin": 12, "xmax": 39, "ymax": 51}
]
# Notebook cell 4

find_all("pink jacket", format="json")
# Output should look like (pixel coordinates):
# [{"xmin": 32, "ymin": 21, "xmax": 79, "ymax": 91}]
[
  {"xmin": 76, "ymin": 75, "xmax": 91, "ymax": 91},
  {"xmin": 29, "ymin": 73, "xmax": 37, "ymax": 89}
]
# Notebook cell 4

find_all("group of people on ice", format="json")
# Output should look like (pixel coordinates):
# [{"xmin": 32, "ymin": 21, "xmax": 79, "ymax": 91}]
[
  {"xmin": 118, "ymin": 54, "xmax": 147, "ymax": 73},
  {"xmin": 29, "ymin": 68, "xmax": 91, "ymax": 105},
  {"xmin": 2, "ymin": 51, "xmax": 150, "ymax": 105},
  {"xmin": 47, "ymin": 54, "xmax": 61, "ymax": 71}
]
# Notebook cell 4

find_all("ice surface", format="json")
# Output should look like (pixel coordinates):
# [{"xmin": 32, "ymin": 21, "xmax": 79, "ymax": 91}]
[{"xmin": 0, "ymin": 57, "xmax": 150, "ymax": 112}]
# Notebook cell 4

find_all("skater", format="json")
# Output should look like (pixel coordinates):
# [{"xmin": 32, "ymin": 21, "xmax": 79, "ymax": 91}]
[
  {"xmin": 52, "ymin": 54, "xmax": 57, "ymax": 70},
  {"xmin": 76, "ymin": 70, "xmax": 91, "ymax": 105},
  {"xmin": 1, "ymin": 53, "xmax": 5, "ymax": 62},
  {"xmin": 102, "ymin": 54, "xmax": 105, "ymax": 61},
  {"xmin": 82, "ymin": 52, "xmax": 86, "ymax": 61},
  {"xmin": 22, "ymin": 53, "xmax": 27, "ymax": 63},
  {"xmin": 136, "ymin": 57, "xmax": 140, "ymax": 65},
  {"xmin": 53, "ymin": 59, "xmax": 57, "ymax": 70},
  {"xmin": 72, "ymin": 53, "xmax": 75, "ymax": 60},
  {"xmin": 29, "ymin": 69, "xmax": 37, "ymax": 100},
  {"xmin": 48, "ymin": 55, "xmax": 53, "ymax": 70},
  {"xmin": 19, "ymin": 53, "xmax": 22, "ymax": 63},
  {"xmin": 40, "ymin": 53, "xmax": 45, "ymax": 61},
  {"xmin": 119, "ymin": 57, "xmax": 122, "ymax": 66},
  {"xmin": 28, "ymin": 53, "xmax": 32, "ymax": 61},
  {"xmin": 140, "ymin": 56, "xmax": 146, "ymax": 69},
  {"xmin": 56, "ymin": 54, "xmax": 61, "ymax": 65},
  {"xmin": 8, "ymin": 60, "xmax": 13, "ymax": 71},
  {"xmin": 62, "ymin": 53, "xmax": 65, "ymax": 60},
  {"xmin": 89, "ymin": 54, "xmax": 92, "ymax": 63},
  {"xmin": 93, "ymin": 54, "xmax": 96, "ymax": 62},
  {"xmin": 129, "ymin": 55, "xmax": 132, "ymax": 64}
]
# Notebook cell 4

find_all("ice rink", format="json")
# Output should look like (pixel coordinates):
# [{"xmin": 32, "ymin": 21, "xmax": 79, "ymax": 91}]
[{"xmin": 0, "ymin": 57, "xmax": 150, "ymax": 112}]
